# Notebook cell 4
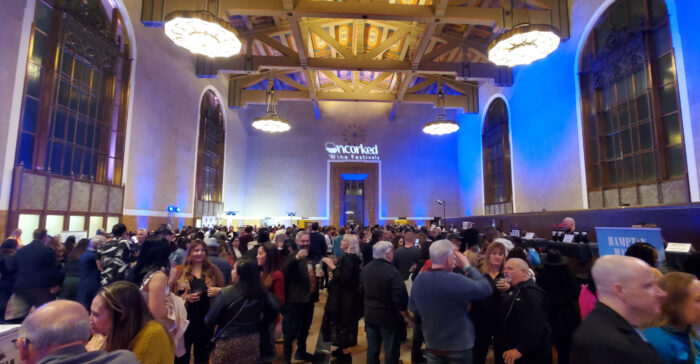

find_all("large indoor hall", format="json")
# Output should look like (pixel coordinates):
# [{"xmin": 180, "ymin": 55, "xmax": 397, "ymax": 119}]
[{"xmin": 0, "ymin": 0, "xmax": 699, "ymax": 363}]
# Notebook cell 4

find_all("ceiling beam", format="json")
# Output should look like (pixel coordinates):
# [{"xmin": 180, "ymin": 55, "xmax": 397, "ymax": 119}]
[
  {"xmin": 421, "ymin": 39, "xmax": 461, "ymax": 63},
  {"xmin": 321, "ymin": 70, "xmax": 353, "ymax": 93},
  {"xmin": 276, "ymin": 73, "xmax": 308, "ymax": 90},
  {"xmin": 143, "ymin": 0, "xmax": 561, "ymax": 36},
  {"xmin": 360, "ymin": 72, "xmax": 393, "ymax": 93},
  {"xmin": 235, "ymin": 89, "xmax": 478, "ymax": 112},
  {"xmin": 411, "ymin": 22, "xmax": 435, "ymax": 68},
  {"xmin": 198, "ymin": 55, "xmax": 510, "ymax": 82},
  {"xmin": 189, "ymin": 0, "xmax": 552, "ymax": 27},
  {"xmin": 407, "ymin": 77, "xmax": 436, "ymax": 93},
  {"xmin": 288, "ymin": 18, "xmax": 308, "ymax": 66},
  {"xmin": 253, "ymin": 33, "xmax": 298, "ymax": 58},
  {"xmin": 396, "ymin": 74, "xmax": 414, "ymax": 102}
]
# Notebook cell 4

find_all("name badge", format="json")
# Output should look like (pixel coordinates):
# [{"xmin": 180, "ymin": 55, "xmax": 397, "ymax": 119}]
[
  {"xmin": 524, "ymin": 232, "xmax": 535, "ymax": 240},
  {"xmin": 563, "ymin": 234, "xmax": 575, "ymax": 243}
]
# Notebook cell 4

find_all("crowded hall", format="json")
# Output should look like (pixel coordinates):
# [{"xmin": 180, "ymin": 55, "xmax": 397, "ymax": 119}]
[{"xmin": 1, "ymin": 0, "xmax": 700, "ymax": 363}]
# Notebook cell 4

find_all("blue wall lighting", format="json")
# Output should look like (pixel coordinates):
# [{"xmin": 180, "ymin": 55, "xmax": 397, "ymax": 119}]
[
  {"xmin": 167, "ymin": 205, "xmax": 181, "ymax": 213},
  {"xmin": 340, "ymin": 173, "xmax": 369, "ymax": 181}
]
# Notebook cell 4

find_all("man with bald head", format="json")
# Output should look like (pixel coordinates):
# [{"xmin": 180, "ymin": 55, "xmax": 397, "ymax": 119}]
[
  {"xmin": 562, "ymin": 217, "xmax": 576, "ymax": 234},
  {"xmin": 17, "ymin": 300, "xmax": 138, "ymax": 364},
  {"xmin": 571, "ymin": 255, "xmax": 666, "ymax": 364},
  {"xmin": 497, "ymin": 258, "xmax": 551, "ymax": 364}
]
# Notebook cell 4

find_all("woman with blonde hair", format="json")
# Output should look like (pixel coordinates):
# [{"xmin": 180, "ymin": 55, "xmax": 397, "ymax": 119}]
[
  {"xmin": 644, "ymin": 272, "xmax": 700, "ymax": 364},
  {"xmin": 88, "ymin": 281, "xmax": 174, "ymax": 364},
  {"xmin": 172, "ymin": 240, "xmax": 225, "ymax": 364},
  {"xmin": 471, "ymin": 241, "xmax": 509, "ymax": 364},
  {"xmin": 321, "ymin": 234, "xmax": 363, "ymax": 362}
]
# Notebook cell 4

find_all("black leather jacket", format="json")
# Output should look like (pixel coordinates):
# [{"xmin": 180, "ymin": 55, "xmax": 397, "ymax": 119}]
[{"xmin": 205, "ymin": 285, "xmax": 280, "ymax": 339}]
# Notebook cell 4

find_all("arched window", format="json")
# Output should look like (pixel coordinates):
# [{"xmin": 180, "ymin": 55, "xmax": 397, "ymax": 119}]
[
  {"xmin": 482, "ymin": 98, "xmax": 513, "ymax": 215},
  {"xmin": 16, "ymin": 0, "xmax": 130, "ymax": 184},
  {"xmin": 10, "ymin": 0, "xmax": 131, "ymax": 239},
  {"xmin": 194, "ymin": 90, "xmax": 225, "ymax": 223},
  {"xmin": 580, "ymin": 0, "xmax": 688, "ymax": 208}
]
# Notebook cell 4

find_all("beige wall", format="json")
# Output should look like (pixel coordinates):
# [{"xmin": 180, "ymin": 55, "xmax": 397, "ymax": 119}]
[
  {"xmin": 120, "ymin": 0, "xmax": 248, "ymax": 228},
  {"xmin": 238, "ymin": 100, "xmax": 462, "ymax": 224},
  {"xmin": 0, "ymin": 0, "xmax": 30, "ymax": 233}
]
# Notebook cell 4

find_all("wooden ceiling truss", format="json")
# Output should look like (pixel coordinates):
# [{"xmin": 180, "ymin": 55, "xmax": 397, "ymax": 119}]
[{"xmin": 142, "ymin": 0, "xmax": 570, "ymax": 113}]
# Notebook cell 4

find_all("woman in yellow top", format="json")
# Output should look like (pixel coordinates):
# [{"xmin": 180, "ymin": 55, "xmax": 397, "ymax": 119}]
[{"xmin": 88, "ymin": 281, "xmax": 174, "ymax": 364}]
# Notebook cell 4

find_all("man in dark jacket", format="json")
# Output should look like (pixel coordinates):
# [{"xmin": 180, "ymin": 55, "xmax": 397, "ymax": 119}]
[
  {"xmin": 308, "ymin": 222, "xmax": 327, "ymax": 264},
  {"xmin": 281, "ymin": 231, "xmax": 318, "ymax": 363},
  {"xmin": 361, "ymin": 241, "xmax": 412, "ymax": 364},
  {"xmin": 571, "ymin": 255, "xmax": 666, "ymax": 364},
  {"xmin": 5, "ymin": 229, "xmax": 64, "ymax": 318},
  {"xmin": 498, "ymin": 258, "xmax": 551, "ymax": 364}
]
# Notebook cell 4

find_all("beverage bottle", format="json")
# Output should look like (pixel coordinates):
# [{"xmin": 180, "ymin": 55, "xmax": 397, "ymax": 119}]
[
  {"xmin": 558, "ymin": 224, "xmax": 564, "ymax": 241},
  {"xmin": 581, "ymin": 226, "xmax": 589, "ymax": 244},
  {"xmin": 574, "ymin": 228, "xmax": 581, "ymax": 243},
  {"xmin": 552, "ymin": 224, "xmax": 557, "ymax": 241}
]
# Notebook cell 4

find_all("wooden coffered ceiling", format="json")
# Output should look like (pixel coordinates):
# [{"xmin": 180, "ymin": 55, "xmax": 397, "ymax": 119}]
[{"xmin": 142, "ymin": 0, "xmax": 569, "ymax": 114}]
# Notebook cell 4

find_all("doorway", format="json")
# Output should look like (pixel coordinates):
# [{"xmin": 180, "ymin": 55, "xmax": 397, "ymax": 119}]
[
  {"xmin": 342, "ymin": 179, "xmax": 365, "ymax": 226},
  {"xmin": 329, "ymin": 162, "xmax": 379, "ymax": 227}
]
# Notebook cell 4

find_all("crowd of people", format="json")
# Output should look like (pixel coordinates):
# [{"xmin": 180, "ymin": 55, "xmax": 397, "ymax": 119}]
[{"xmin": 1, "ymin": 218, "xmax": 699, "ymax": 364}]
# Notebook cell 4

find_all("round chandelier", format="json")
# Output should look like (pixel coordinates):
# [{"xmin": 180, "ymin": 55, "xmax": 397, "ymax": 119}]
[
  {"xmin": 423, "ymin": 85, "xmax": 459, "ymax": 136},
  {"xmin": 423, "ymin": 115, "xmax": 459, "ymax": 136},
  {"xmin": 252, "ymin": 90, "xmax": 291, "ymax": 133},
  {"xmin": 164, "ymin": 10, "xmax": 242, "ymax": 58},
  {"xmin": 488, "ymin": 24, "xmax": 560, "ymax": 67}
]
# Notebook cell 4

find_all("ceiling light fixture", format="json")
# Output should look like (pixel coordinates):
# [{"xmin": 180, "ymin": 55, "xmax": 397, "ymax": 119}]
[
  {"xmin": 252, "ymin": 90, "xmax": 291, "ymax": 133},
  {"xmin": 164, "ymin": 10, "xmax": 242, "ymax": 58},
  {"xmin": 488, "ymin": 23, "xmax": 560, "ymax": 67},
  {"xmin": 423, "ymin": 84, "xmax": 459, "ymax": 136}
]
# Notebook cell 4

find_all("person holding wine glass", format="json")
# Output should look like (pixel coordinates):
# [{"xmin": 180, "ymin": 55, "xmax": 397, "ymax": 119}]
[{"xmin": 172, "ymin": 240, "xmax": 225, "ymax": 364}]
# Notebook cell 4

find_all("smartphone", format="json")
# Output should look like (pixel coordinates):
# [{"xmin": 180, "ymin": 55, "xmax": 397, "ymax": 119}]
[{"xmin": 414, "ymin": 239, "xmax": 420, "ymax": 247}]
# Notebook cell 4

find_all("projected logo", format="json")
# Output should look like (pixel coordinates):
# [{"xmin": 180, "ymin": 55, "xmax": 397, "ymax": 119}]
[{"xmin": 325, "ymin": 142, "xmax": 379, "ymax": 160}]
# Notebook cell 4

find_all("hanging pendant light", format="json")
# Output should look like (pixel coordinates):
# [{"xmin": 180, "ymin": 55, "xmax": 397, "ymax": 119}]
[
  {"xmin": 488, "ymin": 24, "xmax": 560, "ymax": 67},
  {"xmin": 252, "ymin": 90, "xmax": 291, "ymax": 133},
  {"xmin": 164, "ymin": 10, "xmax": 242, "ymax": 58},
  {"xmin": 487, "ymin": 0, "xmax": 560, "ymax": 67},
  {"xmin": 423, "ymin": 84, "xmax": 459, "ymax": 136}
]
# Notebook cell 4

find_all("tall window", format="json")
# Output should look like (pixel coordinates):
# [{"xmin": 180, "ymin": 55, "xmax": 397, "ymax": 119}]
[
  {"xmin": 580, "ymin": 0, "xmax": 688, "ymax": 208},
  {"xmin": 482, "ymin": 98, "xmax": 512, "ymax": 215},
  {"xmin": 17, "ymin": 0, "xmax": 131, "ymax": 185},
  {"xmin": 194, "ymin": 91, "xmax": 225, "ymax": 221}
]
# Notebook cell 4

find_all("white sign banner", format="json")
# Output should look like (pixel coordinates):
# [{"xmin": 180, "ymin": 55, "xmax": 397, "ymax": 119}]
[{"xmin": 325, "ymin": 142, "xmax": 380, "ymax": 160}]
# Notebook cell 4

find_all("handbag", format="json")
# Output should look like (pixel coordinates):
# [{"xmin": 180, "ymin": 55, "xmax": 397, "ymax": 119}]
[{"xmin": 209, "ymin": 296, "xmax": 249, "ymax": 350}]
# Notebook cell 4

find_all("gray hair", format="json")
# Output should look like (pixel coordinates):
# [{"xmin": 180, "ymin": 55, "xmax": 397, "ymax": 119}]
[
  {"xmin": 296, "ymin": 230, "xmax": 309, "ymax": 241},
  {"xmin": 90, "ymin": 235, "xmax": 107, "ymax": 250},
  {"xmin": 343, "ymin": 234, "xmax": 361, "ymax": 258},
  {"xmin": 274, "ymin": 230, "xmax": 287, "ymax": 243},
  {"xmin": 372, "ymin": 241, "xmax": 393, "ymax": 259},
  {"xmin": 18, "ymin": 303, "xmax": 90, "ymax": 350},
  {"xmin": 429, "ymin": 239, "xmax": 454, "ymax": 265}
]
